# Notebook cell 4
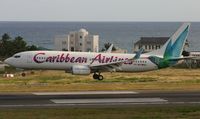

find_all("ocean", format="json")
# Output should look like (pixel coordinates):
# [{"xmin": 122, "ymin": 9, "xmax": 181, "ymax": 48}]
[{"xmin": 0, "ymin": 22, "xmax": 199, "ymax": 52}]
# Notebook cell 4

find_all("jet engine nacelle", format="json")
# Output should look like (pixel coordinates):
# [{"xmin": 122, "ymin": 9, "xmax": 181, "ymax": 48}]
[{"xmin": 72, "ymin": 65, "xmax": 91, "ymax": 75}]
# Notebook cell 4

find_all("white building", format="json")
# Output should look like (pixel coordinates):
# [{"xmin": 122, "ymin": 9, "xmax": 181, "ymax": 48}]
[{"xmin": 54, "ymin": 29, "xmax": 99, "ymax": 52}]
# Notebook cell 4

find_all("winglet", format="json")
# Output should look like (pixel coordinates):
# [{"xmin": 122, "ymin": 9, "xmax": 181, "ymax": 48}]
[
  {"xmin": 133, "ymin": 48, "xmax": 144, "ymax": 59},
  {"xmin": 105, "ymin": 44, "xmax": 113, "ymax": 53}
]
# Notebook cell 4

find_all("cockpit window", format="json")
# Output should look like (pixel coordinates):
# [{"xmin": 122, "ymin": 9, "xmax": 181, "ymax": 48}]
[{"xmin": 14, "ymin": 55, "xmax": 21, "ymax": 58}]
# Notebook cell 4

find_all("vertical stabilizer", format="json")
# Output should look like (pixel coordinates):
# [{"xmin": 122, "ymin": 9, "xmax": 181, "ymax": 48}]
[{"xmin": 146, "ymin": 23, "xmax": 190, "ymax": 59}]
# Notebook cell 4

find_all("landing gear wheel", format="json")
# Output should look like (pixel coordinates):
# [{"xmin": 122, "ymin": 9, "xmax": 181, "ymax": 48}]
[
  {"xmin": 21, "ymin": 72, "xmax": 26, "ymax": 77},
  {"xmin": 93, "ymin": 73, "xmax": 99, "ymax": 79},
  {"xmin": 93, "ymin": 73, "xmax": 104, "ymax": 80},
  {"xmin": 98, "ymin": 75, "xmax": 104, "ymax": 80}
]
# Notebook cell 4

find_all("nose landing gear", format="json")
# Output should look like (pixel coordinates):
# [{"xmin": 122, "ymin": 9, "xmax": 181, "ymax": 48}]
[{"xmin": 93, "ymin": 73, "xmax": 104, "ymax": 80}]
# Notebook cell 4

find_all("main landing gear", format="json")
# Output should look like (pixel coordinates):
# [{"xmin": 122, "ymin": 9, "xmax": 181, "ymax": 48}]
[{"xmin": 93, "ymin": 72, "xmax": 104, "ymax": 80}]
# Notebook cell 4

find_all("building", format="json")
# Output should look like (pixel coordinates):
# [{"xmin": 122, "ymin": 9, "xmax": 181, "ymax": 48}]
[
  {"xmin": 112, "ymin": 48, "xmax": 127, "ymax": 53},
  {"xmin": 54, "ymin": 35, "xmax": 69, "ymax": 51},
  {"xmin": 176, "ymin": 51, "xmax": 200, "ymax": 68},
  {"xmin": 133, "ymin": 37, "xmax": 189, "ymax": 53},
  {"xmin": 54, "ymin": 29, "xmax": 99, "ymax": 52},
  {"xmin": 186, "ymin": 51, "xmax": 200, "ymax": 68},
  {"xmin": 133, "ymin": 37, "xmax": 169, "ymax": 53}
]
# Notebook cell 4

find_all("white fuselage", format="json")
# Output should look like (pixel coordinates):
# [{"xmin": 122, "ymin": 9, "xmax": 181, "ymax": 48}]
[{"xmin": 5, "ymin": 51, "xmax": 158, "ymax": 72}]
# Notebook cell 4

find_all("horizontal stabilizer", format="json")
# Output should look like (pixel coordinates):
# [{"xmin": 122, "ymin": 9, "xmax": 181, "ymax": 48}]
[{"xmin": 168, "ymin": 56, "xmax": 196, "ymax": 61}]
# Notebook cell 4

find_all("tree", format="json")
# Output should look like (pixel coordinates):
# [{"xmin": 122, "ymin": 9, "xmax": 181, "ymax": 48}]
[
  {"xmin": 0, "ymin": 33, "xmax": 11, "ymax": 57},
  {"xmin": 2, "ymin": 33, "xmax": 11, "ymax": 42},
  {"xmin": 26, "ymin": 45, "xmax": 38, "ymax": 51},
  {"xmin": 0, "ymin": 33, "xmax": 39, "ymax": 58},
  {"xmin": 13, "ymin": 36, "xmax": 27, "ymax": 54}
]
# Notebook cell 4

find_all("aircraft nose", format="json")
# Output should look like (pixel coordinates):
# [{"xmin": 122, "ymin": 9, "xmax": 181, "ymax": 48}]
[{"xmin": 4, "ymin": 57, "xmax": 12, "ymax": 65}]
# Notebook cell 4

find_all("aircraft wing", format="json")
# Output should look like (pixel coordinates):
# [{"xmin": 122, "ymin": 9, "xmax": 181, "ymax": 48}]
[
  {"xmin": 91, "ymin": 63, "xmax": 123, "ymax": 72},
  {"xmin": 90, "ymin": 48, "xmax": 144, "ymax": 72},
  {"xmin": 90, "ymin": 58, "xmax": 129, "ymax": 67},
  {"xmin": 90, "ymin": 59, "xmax": 127, "ymax": 72}
]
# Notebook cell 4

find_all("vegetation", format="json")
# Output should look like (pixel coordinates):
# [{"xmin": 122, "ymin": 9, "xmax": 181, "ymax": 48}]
[
  {"xmin": 0, "ymin": 105, "xmax": 200, "ymax": 119},
  {"xmin": 0, "ymin": 33, "xmax": 38, "ymax": 59},
  {"xmin": 1, "ymin": 68, "xmax": 200, "ymax": 92}
]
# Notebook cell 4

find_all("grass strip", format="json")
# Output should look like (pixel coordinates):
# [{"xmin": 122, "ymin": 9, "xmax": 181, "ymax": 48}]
[{"xmin": 0, "ymin": 105, "xmax": 200, "ymax": 119}]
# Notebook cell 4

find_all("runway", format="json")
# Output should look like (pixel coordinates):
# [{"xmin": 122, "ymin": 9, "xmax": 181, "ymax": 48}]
[{"xmin": 0, "ymin": 91, "xmax": 200, "ymax": 108}]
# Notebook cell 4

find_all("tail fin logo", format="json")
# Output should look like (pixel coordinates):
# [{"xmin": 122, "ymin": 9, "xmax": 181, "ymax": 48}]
[{"xmin": 164, "ymin": 25, "xmax": 189, "ymax": 59}]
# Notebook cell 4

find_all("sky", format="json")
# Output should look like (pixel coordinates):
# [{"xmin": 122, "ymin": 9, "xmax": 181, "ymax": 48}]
[{"xmin": 0, "ymin": 0, "xmax": 199, "ymax": 21}]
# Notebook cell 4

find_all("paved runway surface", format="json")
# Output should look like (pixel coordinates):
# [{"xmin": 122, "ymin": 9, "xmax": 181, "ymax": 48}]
[{"xmin": 0, "ymin": 91, "xmax": 200, "ymax": 108}]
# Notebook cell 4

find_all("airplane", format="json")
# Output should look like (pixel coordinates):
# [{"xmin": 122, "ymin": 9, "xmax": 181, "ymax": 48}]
[{"xmin": 4, "ymin": 23, "xmax": 190, "ymax": 80}]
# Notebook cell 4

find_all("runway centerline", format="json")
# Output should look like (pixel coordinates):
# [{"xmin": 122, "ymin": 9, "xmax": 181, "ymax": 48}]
[
  {"xmin": 32, "ymin": 91, "xmax": 139, "ymax": 95},
  {"xmin": 50, "ymin": 98, "xmax": 168, "ymax": 104}
]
